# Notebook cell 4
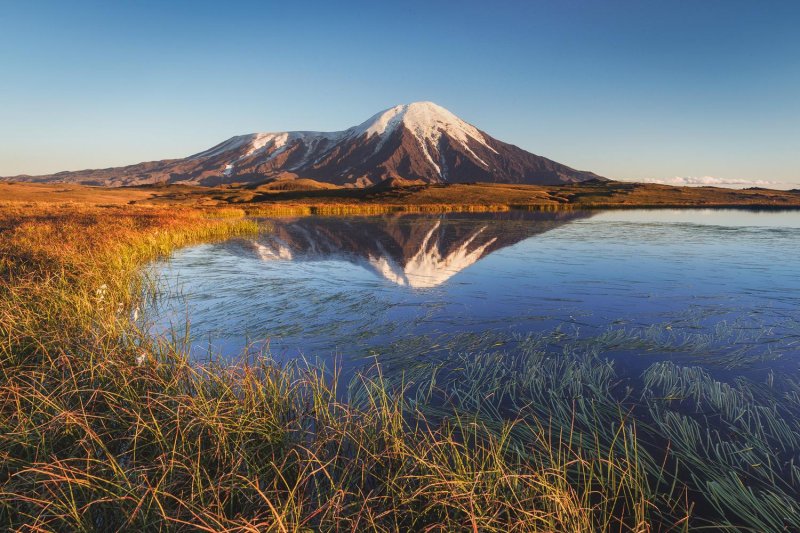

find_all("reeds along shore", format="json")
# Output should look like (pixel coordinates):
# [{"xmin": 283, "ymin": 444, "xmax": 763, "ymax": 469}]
[{"xmin": 0, "ymin": 203, "xmax": 799, "ymax": 531}]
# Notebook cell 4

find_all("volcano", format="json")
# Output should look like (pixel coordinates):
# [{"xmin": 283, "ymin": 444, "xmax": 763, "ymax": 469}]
[{"xmin": 4, "ymin": 102, "xmax": 604, "ymax": 187}]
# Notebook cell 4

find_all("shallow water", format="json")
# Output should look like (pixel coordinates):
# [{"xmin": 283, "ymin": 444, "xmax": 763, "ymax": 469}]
[{"xmin": 149, "ymin": 209, "xmax": 800, "ymax": 377}]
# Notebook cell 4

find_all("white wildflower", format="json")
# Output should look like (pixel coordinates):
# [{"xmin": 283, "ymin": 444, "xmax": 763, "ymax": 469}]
[{"xmin": 95, "ymin": 284, "xmax": 108, "ymax": 301}]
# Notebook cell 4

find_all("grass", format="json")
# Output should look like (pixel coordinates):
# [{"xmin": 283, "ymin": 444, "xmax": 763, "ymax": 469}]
[
  {"xmin": 1, "ymin": 202, "xmax": 798, "ymax": 531},
  {"xmin": 3, "ymin": 180, "xmax": 800, "ymax": 214}
]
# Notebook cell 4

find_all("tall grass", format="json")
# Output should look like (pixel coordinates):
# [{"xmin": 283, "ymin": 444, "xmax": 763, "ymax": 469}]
[
  {"xmin": 243, "ymin": 204, "xmax": 518, "ymax": 217},
  {"xmin": 0, "ymin": 204, "xmax": 259, "ymax": 364},
  {"xmin": 241, "ymin": 203, "xmax": 583, "ymax": 217},
  {"xmin": 391, "ymin": 333, "xmax": 800, "ymax": 531},
  {"xmin": 0, "ymin": 203, "xmax": 672, "ymax": 531}
]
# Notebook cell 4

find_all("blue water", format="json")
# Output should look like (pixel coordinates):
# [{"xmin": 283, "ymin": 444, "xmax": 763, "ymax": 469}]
[{"xmin": 149, "ymin": 209, "xmax": 800, "ymax": 375}]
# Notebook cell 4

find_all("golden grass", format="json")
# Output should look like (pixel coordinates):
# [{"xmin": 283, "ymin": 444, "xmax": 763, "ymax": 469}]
[
  {"xmin": 0, "ymin": 182, "xmax": 156, "ymax": 204},
  {"xmin": 0, "ymin": 203, "xmax": 259, "ymax": 362},
  {"xmin": 242, "ymin": 203, "xmax": 517, "ymax": 216},
  {"xmin": 2, "ymin": 180, "xmax": 799, "ymax": 214}
]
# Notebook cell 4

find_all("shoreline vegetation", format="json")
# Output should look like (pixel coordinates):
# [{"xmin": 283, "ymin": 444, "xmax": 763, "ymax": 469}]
[
  {"xmin": 1, "ymin": 197, "xmax": 799, "ymax": 530},
  {"xmin": 2, "ymin": 180, "xmax": 800, "ymax": 216}
]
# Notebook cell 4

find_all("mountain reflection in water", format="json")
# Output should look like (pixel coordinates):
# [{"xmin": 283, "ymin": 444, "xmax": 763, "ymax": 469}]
[{"xmin": 233, "ymin": 211, "xmax": 594, "ymax": 288}]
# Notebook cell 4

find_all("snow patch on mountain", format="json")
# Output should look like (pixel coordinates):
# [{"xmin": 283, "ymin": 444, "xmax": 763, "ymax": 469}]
[
  {"xmin": 205, "ymin": 130, "xmax": 352, "ymax": 176},
  {"xmin": 354, "ymin": 102, "xmax": 493, "ymax": 150},
  {"xmin": 250, "ymin": 132, "xmax": 289, "ymax": 155},
  {"xmin": 189, "ymin": 135, "xmax": 254, "ymax": 159},
  {"xmin": 353, "ymin": 102, "xmax": 496, "ymax": 170}
]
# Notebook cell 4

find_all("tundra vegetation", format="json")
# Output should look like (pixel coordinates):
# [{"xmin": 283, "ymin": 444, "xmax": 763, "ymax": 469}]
[
  {"xmin": 2, "ymin": 179, "xmax": 800, "ymax": 214},
  {"xmin": 1, "ymin": 200, "xmax": 799, "ymax": 531}
]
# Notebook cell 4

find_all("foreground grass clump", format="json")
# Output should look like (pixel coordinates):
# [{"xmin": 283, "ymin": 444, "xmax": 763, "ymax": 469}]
[
  {"xmin": 0, "ymin": 352, "xmax": 661, "ymax": 531},
  {"xmin": 0, "ymin": 203, "xmax": 671, "ymax": 531}
]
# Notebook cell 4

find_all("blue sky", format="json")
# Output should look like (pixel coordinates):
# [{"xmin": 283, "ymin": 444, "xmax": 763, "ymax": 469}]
[{"xmin": 1, "ymin": 0, "xmax": 798, "ymax": 186}]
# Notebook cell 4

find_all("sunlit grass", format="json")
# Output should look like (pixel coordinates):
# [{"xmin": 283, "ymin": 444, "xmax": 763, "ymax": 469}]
[{"xmin": 243, "ymin": 203, "xmax": 519, "ymax": 216}]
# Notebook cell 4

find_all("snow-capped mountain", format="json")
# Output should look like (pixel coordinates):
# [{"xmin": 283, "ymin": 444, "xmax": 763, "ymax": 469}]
[
  {"xmin": 233, "ymin": 211, "xmax": 593, "ymax": 288},
  {"xmin": 4, "ymin": 102, "xmax": 603, "ymax": 187}
]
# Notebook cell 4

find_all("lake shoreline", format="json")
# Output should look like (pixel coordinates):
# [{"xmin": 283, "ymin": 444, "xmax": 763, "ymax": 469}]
[{"xmin": 3, "ymin": 180, "xmax": 800, "ymax": 215}]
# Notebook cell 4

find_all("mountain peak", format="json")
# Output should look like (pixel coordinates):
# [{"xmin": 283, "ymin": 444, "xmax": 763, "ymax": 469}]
[
  {"xmin": 357, "ymin": 101, "xmax": 454, "ymax": 132},
  {"xmin": 352, "ymin": 102, "xmax": 496, "ymax": 174},
  {"xmin": 355, "ymin": 102, "xmax": 484, "ymax": 140}
]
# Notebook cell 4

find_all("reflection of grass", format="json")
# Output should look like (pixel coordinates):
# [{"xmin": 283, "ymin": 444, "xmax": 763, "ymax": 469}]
[{"xmin": 2, "ymin": 203, "xmax": 798, "ymax": 530}]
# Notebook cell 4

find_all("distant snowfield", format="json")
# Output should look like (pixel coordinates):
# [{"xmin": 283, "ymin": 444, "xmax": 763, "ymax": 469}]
[{"xmin": 620, "ymin": 176, "xmax": 793, "ymax": 190}]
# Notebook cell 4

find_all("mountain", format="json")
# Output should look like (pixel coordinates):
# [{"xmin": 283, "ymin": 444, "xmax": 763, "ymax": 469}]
[
  {"xmin": 231, "ymin": 211, "xmax": 594, "ymax": 288},
  {"xmin": 3, "ymin": 102, "xmax": 604, "ymax": 187}
]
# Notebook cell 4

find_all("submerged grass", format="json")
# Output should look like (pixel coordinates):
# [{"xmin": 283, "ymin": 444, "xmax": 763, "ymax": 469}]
[
  {"xmin": 403, "ymin": 338, "xmax": 800, "ymax": 531},
  {"xmin": 0, "ymin": 203, "xmax": 797, "ymax": 531}
]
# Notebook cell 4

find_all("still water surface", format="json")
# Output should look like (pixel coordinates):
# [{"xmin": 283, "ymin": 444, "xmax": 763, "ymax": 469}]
[{"xmin": 149, "ymin": 209, "xmax": 800, "ymax": 377}]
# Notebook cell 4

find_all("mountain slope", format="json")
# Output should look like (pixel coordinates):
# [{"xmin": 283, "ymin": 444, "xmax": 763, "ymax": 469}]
[{"xmin": 3, "ymin": 102, "xmax": 604, "ymax": 187}]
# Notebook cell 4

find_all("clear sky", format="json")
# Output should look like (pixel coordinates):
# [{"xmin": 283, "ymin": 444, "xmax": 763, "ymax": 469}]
[{"xmin": 1, "ymin": 0, "xmax": 798, "ymax": 187}]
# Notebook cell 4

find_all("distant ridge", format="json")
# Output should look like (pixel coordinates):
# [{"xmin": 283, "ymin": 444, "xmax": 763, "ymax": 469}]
[{"xmin": 2, "ymin": 102, "xmax": 605, "ymax": 188}]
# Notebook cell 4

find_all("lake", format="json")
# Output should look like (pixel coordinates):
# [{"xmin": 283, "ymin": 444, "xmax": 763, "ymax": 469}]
[{"xmin": 148, "ymin": 209, "xmax": 800, "ymax": 379}]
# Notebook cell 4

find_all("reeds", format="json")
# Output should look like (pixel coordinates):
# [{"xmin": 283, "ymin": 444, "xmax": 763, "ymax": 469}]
[
  {"xmin": 242, "ymin": 203, "xmax": 518, "ymax": 217},
  {"xmin": 643, "ymin": 361, "xmax": 800, "ymax": 530}
]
